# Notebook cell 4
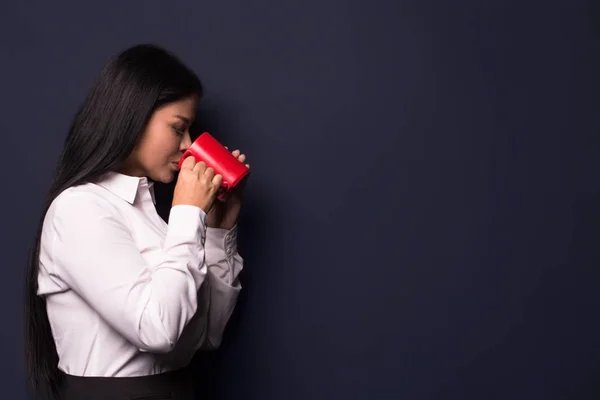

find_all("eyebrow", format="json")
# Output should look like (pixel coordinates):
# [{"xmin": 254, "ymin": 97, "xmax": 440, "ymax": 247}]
[{"xmin": 174, "ymin": 114, "xmax": 191, "ymax": 124}]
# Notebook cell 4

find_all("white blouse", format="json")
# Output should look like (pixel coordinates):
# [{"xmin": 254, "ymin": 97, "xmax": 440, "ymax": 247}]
[{"xmin": 37, "ymin": 171, "xmax": 243, "ymax": 377}]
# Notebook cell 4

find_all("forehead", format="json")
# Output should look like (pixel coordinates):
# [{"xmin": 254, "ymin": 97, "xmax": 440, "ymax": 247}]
[{"xmin": 156, "ymin": 96, "xmax": 197, "ymax": 118}]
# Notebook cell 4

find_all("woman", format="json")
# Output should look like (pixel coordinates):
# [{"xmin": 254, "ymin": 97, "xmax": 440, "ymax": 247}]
[{"xmin": 24, "ymin": 44, "xmax": 248, "ymax": 400}]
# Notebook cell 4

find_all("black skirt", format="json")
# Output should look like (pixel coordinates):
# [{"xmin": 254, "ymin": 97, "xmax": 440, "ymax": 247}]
[{"xmin": 59, "ymin": 367, "xmax": 195, "ymax": 400}]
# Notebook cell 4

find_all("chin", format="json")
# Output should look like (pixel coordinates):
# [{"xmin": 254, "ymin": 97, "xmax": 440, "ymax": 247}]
[
  {"xmin": 151, "ymin": 171, "xmax": 176, "ymax": 184},
  {"xmin": 162, "ymin": 174, "xmax": 176, "ymax": 184}
]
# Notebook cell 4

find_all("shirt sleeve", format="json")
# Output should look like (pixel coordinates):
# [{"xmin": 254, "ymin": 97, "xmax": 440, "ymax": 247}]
[
  {"xmin": 46, "ymin": 190, "xmax": 209, "ymax": 354},
  {"xmin": 201, "ymin": 225, "xmax": 244, "ymax": 349}
]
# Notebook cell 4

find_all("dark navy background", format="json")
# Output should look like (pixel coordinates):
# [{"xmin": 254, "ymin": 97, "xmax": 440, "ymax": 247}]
[{"xmin": 2, "ymin": 1, "xmax": 599, "ymax": 399}]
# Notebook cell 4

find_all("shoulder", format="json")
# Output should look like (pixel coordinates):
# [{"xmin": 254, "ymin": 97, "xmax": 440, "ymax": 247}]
[{"xmin": 46, "ymin": 183, "xmax": 123, "ymax": 226}]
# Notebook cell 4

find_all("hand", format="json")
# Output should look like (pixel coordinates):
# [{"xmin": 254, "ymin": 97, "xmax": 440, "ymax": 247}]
[
  {"xmin": 207, "ymin": 149, "xmax": 249, "ymax": 230},
  {"xmin": 172, "ymin": 156, "xmax": 223, "ymax": 213}
]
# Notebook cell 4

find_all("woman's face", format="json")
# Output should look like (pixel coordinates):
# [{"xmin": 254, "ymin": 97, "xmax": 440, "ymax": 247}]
[{"xmin": 121, "ymin": 95, "xmax": 197, "ymax": 183}]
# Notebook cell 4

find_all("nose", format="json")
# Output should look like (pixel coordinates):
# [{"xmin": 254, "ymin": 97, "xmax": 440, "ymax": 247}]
[{"xmin": 180, "ymin": 132, "xmax": 192, "ymax": 151}]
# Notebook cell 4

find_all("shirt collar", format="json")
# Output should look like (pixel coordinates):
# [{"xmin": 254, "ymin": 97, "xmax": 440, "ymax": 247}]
[{"xmin": 95, "ymin": 172, "xmax": 156, "ymax": 205}]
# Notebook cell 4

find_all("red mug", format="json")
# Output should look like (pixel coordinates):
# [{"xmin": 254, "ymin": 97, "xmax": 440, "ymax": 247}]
[{"xmin": 178, "ymin": 132, "xmax": 250, "ymax": 201}]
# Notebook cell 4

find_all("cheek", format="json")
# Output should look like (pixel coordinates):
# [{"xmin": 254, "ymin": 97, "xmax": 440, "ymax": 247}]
[
  {"xmin": 152, "ymin": 137, "xmax": 179, "ymax": 160},
  {"xmin": 159, "ymin": 139, "xmax": 182, "ymax": 166},
  {"xmin": 168, "ymin": 139, "xmax": 181, "ymax": 158}
]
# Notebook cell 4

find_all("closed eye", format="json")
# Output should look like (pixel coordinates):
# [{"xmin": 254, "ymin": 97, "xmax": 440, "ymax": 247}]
[{"xmin": 172, "ymin": 125, "xmax": 187, "ymax": 136}]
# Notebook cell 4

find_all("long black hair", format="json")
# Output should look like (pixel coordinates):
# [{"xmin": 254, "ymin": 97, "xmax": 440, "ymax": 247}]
[{"xmin": 24, "ymin": 43, "xmax": 203, "ymax": 400}]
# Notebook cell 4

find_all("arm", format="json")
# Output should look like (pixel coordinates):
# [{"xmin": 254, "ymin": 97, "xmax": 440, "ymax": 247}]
[
  {"xmin": 48, "ymin": 191, "xmax": 208, "ymax": 353},
  {"xmin": 201, "ymin": 225, "xmax": 243, "ymax": 349}
]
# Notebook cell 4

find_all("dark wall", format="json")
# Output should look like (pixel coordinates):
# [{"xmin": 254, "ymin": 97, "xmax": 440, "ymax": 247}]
[{"xmin": 2, "ymin": 1, "xmax": 599, "ymax": 399}]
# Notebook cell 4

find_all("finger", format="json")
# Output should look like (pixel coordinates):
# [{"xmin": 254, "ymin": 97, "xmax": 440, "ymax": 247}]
[
  {"xmin": 231, "ymin": 149, "xmax": 241, "ymax": 158},
  {"xmin": 245, "ymin": 163, "xmax": 250, "ymax": 168},
  {"xmin": 237, "ymin": 153, "xmax": 246, "ymax": 163},
  {"xmin": 180, "ymin": 156, "xmax": 196, "ymax": 170},
  {"xmin": 192, "ymin": 161, "xmax": 207, "ymax": 173},
  {"xmin": 204, "ymin": 167, "xmax": 215, "ymax": 178},
  {"xmin": 212, "ymin": 174, "xmax": 223, "ymax": 187}
]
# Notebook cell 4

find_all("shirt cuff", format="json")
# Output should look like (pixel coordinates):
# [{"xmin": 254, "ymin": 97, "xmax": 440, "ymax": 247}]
[
  {"xmin": 166, "ymin": 205, "xmax": 208, "ymax": 245},
  {"xmin": 206, "ymin": 225, "xmax": 238, "ymax": 258}
]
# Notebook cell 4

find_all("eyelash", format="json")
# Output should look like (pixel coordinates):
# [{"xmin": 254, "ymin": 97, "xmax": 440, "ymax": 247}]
[{"xmin": 173, "ymin": 126, "xmax": 186, "ymax": 136}]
